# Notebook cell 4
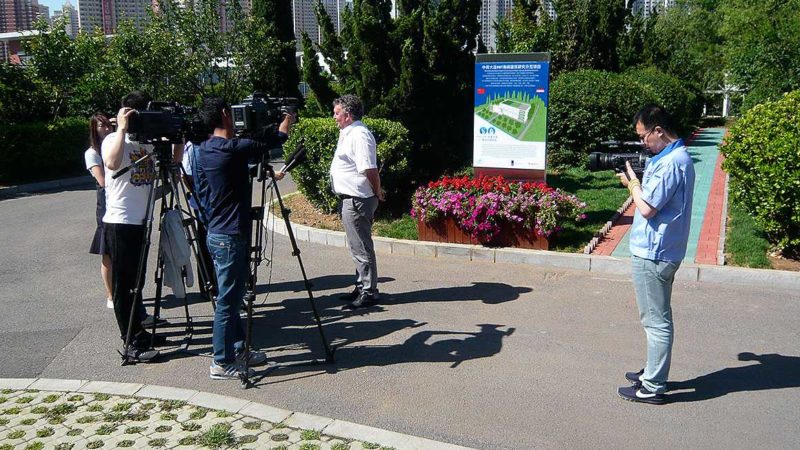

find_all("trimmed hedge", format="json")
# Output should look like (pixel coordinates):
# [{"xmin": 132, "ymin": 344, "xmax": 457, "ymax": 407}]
[
  {"xmin": 282, "ymin": 117, "xmax": 412, "ymax": 215},
  {"xmin": 0, "ymin": 117, "xmax": 88, "ymax": 185},
  {"xmin": 720, "ymin": 90, "xmax": 800, "ymax": 255},
  {"xmin": 547, "ymin": 68, "xmax": 700, "ymax": 169}
]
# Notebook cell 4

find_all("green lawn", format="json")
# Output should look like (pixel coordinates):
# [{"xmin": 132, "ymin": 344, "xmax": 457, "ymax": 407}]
[
  {"xmin": 724, "ymin": 201, "xmax": 771, "ymax": 268},
  {"xmin": 546, "ymin": 167, "xmax": 630, "ymax": 252}
]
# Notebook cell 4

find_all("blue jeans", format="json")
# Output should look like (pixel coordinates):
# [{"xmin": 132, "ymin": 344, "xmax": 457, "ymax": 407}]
[
  {"xmin": 207, "ymin": 233, "xmax": 247, "ymax": 365},
  {"xmin": 631, "ymin": 255, "xmax": 680, "ymax": 394}
]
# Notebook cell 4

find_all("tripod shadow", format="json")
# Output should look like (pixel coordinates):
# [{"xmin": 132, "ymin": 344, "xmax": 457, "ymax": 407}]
[
  {"xmin": 255, "ymin": 275, "xmax": 396, "ymax": 296},
  {"xmin": 262, "ymin": 323, "xmax": 515, "ymax": 379},
  {"xmin": 667, "ymin": 352, "xmax": 800, "ymax": 403}
]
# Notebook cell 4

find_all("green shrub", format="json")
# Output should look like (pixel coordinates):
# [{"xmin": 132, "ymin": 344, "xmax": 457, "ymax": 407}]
[
  {"xmin": 0, "ymin": 117, "xmax": 88, "ymax": 184},
  {"xmin": 620, "ymin": 67, "xmax": 701, "ymax": 136},
  {"xmin": 283, "ymin": 117, "xmax": 412, "ymax": 215},
  {"xmin": 720, "ymin": 90, "xmax": 800, "ymax": 256},
  {"xmin": 547, "ymin": 68, "xmax": 700, "ymax": 170}
]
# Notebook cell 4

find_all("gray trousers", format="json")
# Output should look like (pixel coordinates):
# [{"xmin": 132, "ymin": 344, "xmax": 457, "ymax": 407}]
[{"xmin": 341, "ymin": 196, "xmax": 379, "ymax": 294}]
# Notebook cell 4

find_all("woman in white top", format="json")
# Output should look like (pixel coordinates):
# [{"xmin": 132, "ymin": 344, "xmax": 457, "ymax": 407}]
[{"xmin": 84, "ymin": 113, "xmax": 114, "ymax": 308}]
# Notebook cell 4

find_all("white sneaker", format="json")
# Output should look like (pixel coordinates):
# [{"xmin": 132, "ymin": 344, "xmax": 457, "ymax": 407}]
[
  {"xmin": 106, "ymin": 298, "xmax": 113, "ymax": 309},
  {"xmin": 209, "ymin": 362, "xmax": 254, "ymax": 380}
]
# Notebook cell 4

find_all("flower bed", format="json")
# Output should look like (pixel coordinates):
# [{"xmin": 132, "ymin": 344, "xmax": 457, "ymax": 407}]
[{"xmin": 411, "ymin": 175, "xmax": 587, "ymax": 247}]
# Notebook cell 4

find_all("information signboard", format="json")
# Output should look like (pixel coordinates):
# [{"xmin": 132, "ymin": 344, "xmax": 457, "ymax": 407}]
[{"xmin": 473, "ymin": 53, "xmax": 550, "ymax": 181}]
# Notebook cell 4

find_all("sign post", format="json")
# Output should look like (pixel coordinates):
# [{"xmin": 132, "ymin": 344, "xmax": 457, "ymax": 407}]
[{"xmin": 473, "ymin": 53, "xmax": 550, "ymax": 182}]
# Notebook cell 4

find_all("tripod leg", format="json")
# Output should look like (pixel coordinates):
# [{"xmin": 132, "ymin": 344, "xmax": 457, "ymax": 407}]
[
  {"xmin": 270, "ymin": 177, "xmax": 335, "ymax": 363},
  {"xmin": 120, "ymin": 175, "xmax": 160, "ymax": 365}
]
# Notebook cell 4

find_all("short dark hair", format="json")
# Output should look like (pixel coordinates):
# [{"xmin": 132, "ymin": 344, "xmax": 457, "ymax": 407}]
[
  {"xmin": 333, "ymin": 94, "xmax": 364, "ymax": 120},
  {"xmin": 121, "ymin": 90, "xmax": 152, "ymax": 110},
  {"xmin": 199, "ymin": 96, "xmax": 228, "ymax": 130},
  {"xmin": 633, "ymin": 104, "xmax": 676, "ymax": 135}
]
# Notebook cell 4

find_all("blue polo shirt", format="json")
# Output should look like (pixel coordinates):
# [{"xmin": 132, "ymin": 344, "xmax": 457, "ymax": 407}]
[
  {"xmin": 193, "ymin": 134, "xmax": 285, "ymax": 235},
  {"xmin": 629, "ymin": 139, "xmax": 695, "ymax": 262}
]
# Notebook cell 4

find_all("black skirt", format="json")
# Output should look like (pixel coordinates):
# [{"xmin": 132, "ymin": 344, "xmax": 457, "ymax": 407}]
[{"xmin": 89, "ymin": 186, "xmax": 109, "ymax": 255}]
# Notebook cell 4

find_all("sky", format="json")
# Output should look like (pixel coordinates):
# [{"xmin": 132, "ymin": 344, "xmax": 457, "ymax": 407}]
[{"xmin": 39, "ymin": 0, "xmax": 72, "ymax": 15}]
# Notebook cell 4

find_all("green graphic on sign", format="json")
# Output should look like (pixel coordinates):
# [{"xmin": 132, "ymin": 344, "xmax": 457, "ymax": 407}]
[{"xmin": 475, "ymin": 91, "xmax": 547, "ymax": 142}]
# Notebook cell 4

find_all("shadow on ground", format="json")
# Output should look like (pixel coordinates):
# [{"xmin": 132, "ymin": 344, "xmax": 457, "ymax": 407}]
[{"xmin": 668, "ymin": 352, "xmax": 800, "ymax": 402}]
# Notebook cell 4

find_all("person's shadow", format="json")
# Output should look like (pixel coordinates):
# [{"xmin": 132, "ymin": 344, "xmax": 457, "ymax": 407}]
[{"xmin": 668, "ymin": 352, "xmax": 800, "ymax": 402}]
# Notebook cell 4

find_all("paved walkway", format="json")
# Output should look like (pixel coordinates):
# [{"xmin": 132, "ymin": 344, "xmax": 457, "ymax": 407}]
[
  {"xmin": 1, "ymin": 150, "xmax": 799, "ymax": 450},
  {"xmin": 594, "ymin": 128, "xmax": 728, "ymax": 264},
  {"xmin": 0, "ymin": 378, "xmax": 466, "ymax": 450}
]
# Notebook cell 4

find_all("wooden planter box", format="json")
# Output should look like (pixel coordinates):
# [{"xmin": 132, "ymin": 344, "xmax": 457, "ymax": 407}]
[{"xmin": 417, "ymin": 217, "xmax": 548, "ymax": 250}]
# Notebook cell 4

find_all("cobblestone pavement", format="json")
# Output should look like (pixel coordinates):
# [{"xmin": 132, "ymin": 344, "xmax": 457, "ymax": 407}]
[{"xmin": 0, "ymin": 388, "xmax": 394, "ymax": 450}]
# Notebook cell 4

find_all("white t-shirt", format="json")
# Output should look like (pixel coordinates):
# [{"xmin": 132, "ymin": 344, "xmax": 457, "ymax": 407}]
[
  {"xmin": 84, "ymin": 147, "xmax": 102, "ymax": 172},
  {"xmin": 329, "ymin": 121, "xmax": 377, "ymax": 198},
  {"xmin": 101, "ymin": 132, "xmax": 155, "ymax": 225}
]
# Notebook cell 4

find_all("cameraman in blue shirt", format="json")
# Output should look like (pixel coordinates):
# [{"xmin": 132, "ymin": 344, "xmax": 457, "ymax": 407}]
[
  {"xmin": 193, "ymin": 96, "xmax": 295, "ymax": 380},
  {"xmin": 616, "ymin": 104, "xmax": 695, "ymax": 404}
]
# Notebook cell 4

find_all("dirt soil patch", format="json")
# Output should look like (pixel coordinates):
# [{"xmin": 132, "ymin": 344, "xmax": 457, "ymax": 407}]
[
  {"xmin": 275, "ymin": 193, "xmax": 343, "ymax": 232},
  {"xmin": 768, "ymin": 255, "xmax": 800, "ymax": 272}
]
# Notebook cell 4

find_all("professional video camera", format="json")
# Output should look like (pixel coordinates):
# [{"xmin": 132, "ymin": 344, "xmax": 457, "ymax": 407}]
[
  {"xmin": 231, "ymin": 92, "xmax": 299, "ymax": 137},
  {"xmin": 128, "ymin": 101, "xmax": 200, "ymax": 146},
  {"xmin": 588, "ymin": 140, "xmax": 649, "ymax": 177}
]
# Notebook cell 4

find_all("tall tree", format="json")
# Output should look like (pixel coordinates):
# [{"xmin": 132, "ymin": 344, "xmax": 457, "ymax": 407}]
[
  {"xmin": 251, "ymin": 0, "xmax": 302, "ymax": 98},
  {"xmin": 300, "ymin": 32, "xmax": 338, "ymax": 112},
  {"xmin": 720, "ymin": 0, "xmax": 800, "ymax": 109}
]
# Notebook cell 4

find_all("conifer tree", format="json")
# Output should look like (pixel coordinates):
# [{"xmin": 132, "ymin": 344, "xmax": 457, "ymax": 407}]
[{"xmin": 251, "ymin": 0, "xmax": 302, "ymax": 98}]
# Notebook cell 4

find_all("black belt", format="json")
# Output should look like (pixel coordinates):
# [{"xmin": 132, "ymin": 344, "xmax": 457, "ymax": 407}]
[{"xmin": 337, "ymin": 194, "xmax": 373, "ymax": 200}]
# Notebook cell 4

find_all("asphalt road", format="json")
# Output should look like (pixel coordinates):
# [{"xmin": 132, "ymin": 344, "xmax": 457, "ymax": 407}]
[{"xmin": 1, "ymin": 184, "xmax": 799, "ymax": 450}]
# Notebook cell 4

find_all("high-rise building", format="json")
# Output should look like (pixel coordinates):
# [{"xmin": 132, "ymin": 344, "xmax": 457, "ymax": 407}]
[
  {"xmin": 479, "ymin": 0, "xmax": 511, "ymax": 52},
  {"xmin": 36, "ymin": 2, "xmax": 48, "ymax": 22},
  {"xmin": 292, "ymin": 0, "xmax": 347, "ymax": 50},
  {"xmin": 632, "ymin": 0, "xmax": 675, "ymax": 17},
  {"xmin": 1, "ymin": 0, "xmax": 42, "ymax": 32},
  {"xmin": 77, "ymin": 0, "xmax": 151, "ymax": 34},
  {"xmin": 479, "ymin": 0, "xmax": 554, "ymax": 52},
  {"xmin": 60, "ymin": 0, "xmax": 79, "ymax": 35}
]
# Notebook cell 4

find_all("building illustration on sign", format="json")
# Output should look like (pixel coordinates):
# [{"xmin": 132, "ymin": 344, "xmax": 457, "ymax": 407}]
[
  {"xmin": 475, "ymin": 91, "xmax": 547, "ymax": 142},
  {"xmin": 492, "ymin": 99, "xmax": 530, "ymax": 122}
]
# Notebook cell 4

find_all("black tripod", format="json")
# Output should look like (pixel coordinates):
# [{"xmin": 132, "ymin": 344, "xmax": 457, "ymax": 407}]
[
  {"xmin": 113, "ymin": 143, "xmax": 203, "ymax": 365},
  {"xmin": 237, "ymin": 155, "xmax": 335, "ymax": 389}
]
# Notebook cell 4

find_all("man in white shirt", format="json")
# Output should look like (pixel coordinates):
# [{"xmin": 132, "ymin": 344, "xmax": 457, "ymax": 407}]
[{"xmin": 329, "ymin": 95, "xmax": 384, "ymax": 309}]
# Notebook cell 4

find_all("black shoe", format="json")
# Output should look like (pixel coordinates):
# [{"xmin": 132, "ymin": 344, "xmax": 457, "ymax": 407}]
[
  {"xmin": 141, "ymin": 315, "xmax": 169, "ymax": 328},
  {"xmin": 339, "ymin": 287, "xmax": 361, "ymax": 301},
  {"xmin": 123, "ymin": 346, "xmax": 159, "ymax": 364},
  {"xmin": 344, "ymin": 291, "xmax": 377, "ymax": 310},
  {"xmin": 135, "ymin": 332, "xmax": 167, "ymax": 349},
  {"xmin": 617, "ymin": 385, "xmax": 666, "ymax": 405},
  {"xmin": 625, "ymin": 368, "xmax": 644, "ymax": 384}
]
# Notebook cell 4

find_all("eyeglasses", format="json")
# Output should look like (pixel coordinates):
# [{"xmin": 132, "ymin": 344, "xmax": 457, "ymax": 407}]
[{"xmin": 638, "ymin": 128, "xmax": 655, "ymax": 143}]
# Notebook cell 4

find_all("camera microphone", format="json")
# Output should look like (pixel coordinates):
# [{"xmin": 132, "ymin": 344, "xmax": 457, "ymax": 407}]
[{"xmin": 280, "ymin": 143, "xmax": 307, "ymax": 174}]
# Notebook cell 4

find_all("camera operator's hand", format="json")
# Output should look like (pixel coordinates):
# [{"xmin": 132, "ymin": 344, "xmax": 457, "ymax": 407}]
[
  {"xmin": 616, "ymin": 161, "xmax": 639, "ymax": 187},
  {"xmin": 278, "ymin": 112, "xmax": 297, "ymax": 135},
  {"xmin": 273, "ymin": 170, "xmax": 286, "ymax": 181},
  {"xmin": 116, "ymin": 107, "xmax": 137, "ymax": 133}
]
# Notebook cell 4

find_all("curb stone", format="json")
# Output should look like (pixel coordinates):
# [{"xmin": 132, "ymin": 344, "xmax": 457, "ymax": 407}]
[
  {"xmin": 263, "ymin": 207, "xmax": 800, "ymax": 290},
  {"xmin": 0, "ymin": 377, "xmax": 474, "ymax": 450},
  {"xmin": 0, "ymin": 175, "xmax": 94, "ymax": 199}
]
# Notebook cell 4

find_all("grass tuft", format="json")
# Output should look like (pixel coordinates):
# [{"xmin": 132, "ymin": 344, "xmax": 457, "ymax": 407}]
[
  {"xmin": 197, "ymin": 423, "xmax": 236, "ymax": 448},
  {"xmin": 725, "ymin": 202, "xmax": 771, "ymax": 268}
]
